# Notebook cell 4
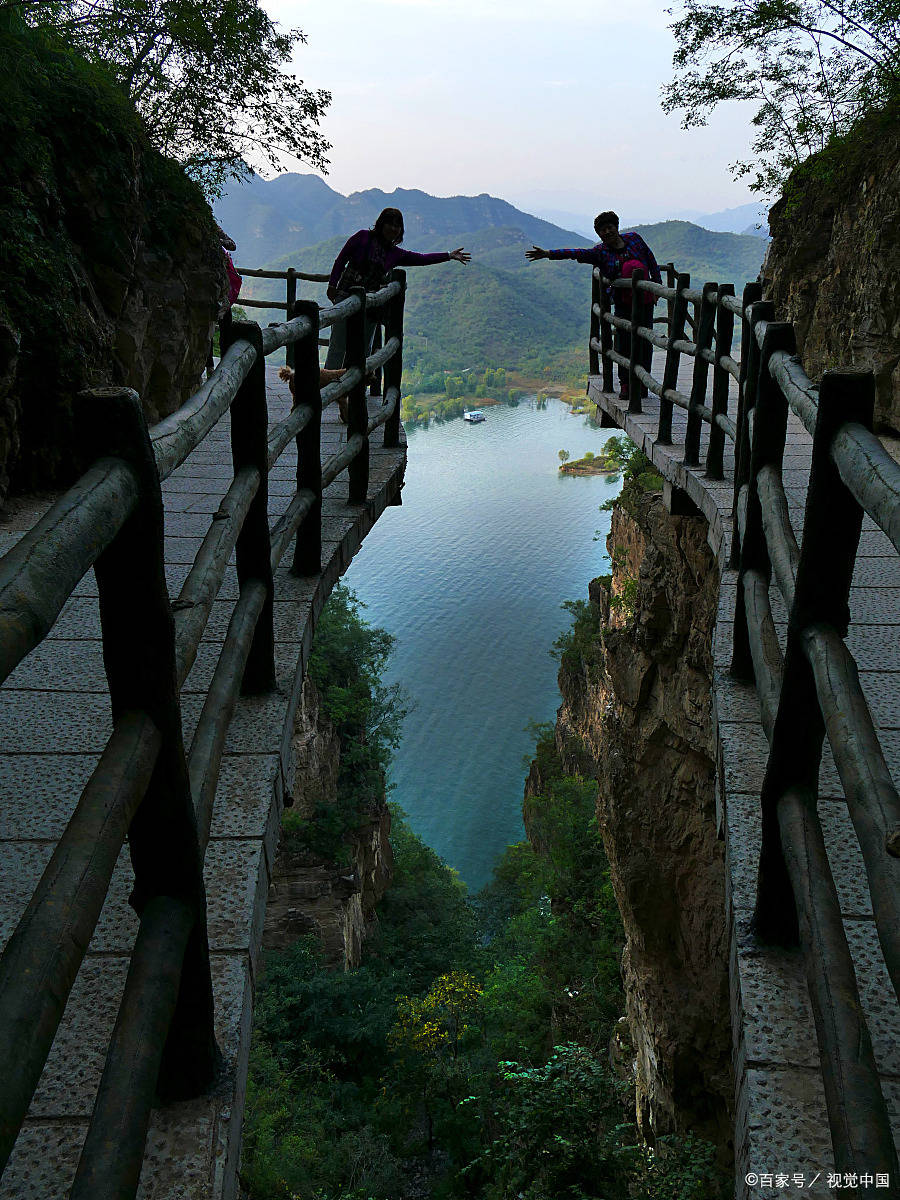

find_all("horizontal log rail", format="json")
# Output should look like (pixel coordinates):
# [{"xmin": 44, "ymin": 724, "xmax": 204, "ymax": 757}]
[
  {"xmin": 589, "ymin": 261, "xmax": 900, "ymax": 1180},
  {"xmin": 0, "ymin": 267, "xmax": 409, "ymax": 1197}
]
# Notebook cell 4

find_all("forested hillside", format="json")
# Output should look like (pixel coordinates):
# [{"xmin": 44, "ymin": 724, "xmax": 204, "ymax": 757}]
[{"xmin": 231, "ymin": 193, "xmax": 767, "ymax": 390}]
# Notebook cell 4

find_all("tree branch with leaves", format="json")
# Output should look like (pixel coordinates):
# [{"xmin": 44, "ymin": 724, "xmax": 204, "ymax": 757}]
[
  {"xmin": 662, "ymin": 0, "xmax": 900, "ymax": 193},
  {"xmin": 17, "ymin": 0, "xmax": 331, "ymax": 195}
]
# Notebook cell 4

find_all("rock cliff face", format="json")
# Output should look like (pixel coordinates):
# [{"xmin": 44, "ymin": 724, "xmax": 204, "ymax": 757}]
[
  {"xmin": 1, "ymin": 31, "xmax": 226, "ymax": 502},
  {"xmin": 553, "ymin": 490, "xmax": 733, "ymax": 1150},
  {"xmin": 763, "ymin": 110, "xmax": 900, "ymax": 433},
  {"xmin": 263, "ymin": 677, "xmax": 393, "ymax": 970}
]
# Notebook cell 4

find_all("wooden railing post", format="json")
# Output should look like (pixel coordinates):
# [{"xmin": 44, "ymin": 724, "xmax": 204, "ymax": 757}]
[
  {"xmin": 346, "ymin": 286, "xmax": 370, "ymax": 504},
  {"xmin": 383, "ymin": 269, "xmax": 406, "ymax": 449},
  {"xmin": 730, "ymin": 283, "xmax": 764, "ymax": 567},
  {"xmin": 598, "ymin": 273, "xmax": 614, "ymax": 394},
  {"xmin": 285, "ymin": 268, "xmax": 298, "ymax": 370},
  {"xmin": 220, "ymin": 319, "xmax": 276, "ymax": 693},
  {"xmin": 754, "ymin": 365, "xmax": 871, "ymax": 943},
  {"xmin": 659, "ymin": 271, "xmax": 690, "ymax": 446},
  {"xmin": 707, "ymin": 283, "xmax": 735, "ymax": 480},
  {"xmin": 730, "ymin": 318, "xmax": 794, "ymax": 685},
  {"xmin": 628, "ymin": 269, "xmax": 644, "ymax": 414},
  {"xmin": 589, "ymin": 269, "xmax": 601, "ymax": 379},
  {"xmin": 369, "ymin": 324, "xmax": 383, "ymax": 397},
  {"xmin": 75, "ymin": 386, "xmax": 219, "ymax": 1099},
  {"xmin": 684, "ymin": 281, "xmax": 717, "ymax": 466},
  {"xmin": 291, "ymin": 300, "xmax": 323, "ymax": 576}
]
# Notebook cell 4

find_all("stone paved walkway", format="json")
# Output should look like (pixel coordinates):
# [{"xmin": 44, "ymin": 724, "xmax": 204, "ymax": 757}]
[
  {"xmin": 0, "ymin": 365, "xmax": 406, "ymax": 1199},
  {"xmin": 588, "ymin": 348, "xmax": 900, "ymax": 1199}
]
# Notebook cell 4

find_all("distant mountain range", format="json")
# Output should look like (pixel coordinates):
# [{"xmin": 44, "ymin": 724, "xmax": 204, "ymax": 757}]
[{"xmin": 216, "ymin": 176, "xmax": 767, "ymax": 383}]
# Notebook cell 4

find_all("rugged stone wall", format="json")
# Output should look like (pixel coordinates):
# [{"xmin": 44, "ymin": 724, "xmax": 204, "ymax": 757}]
[
  {"xmin": 0, "ymin": 31, "xmax": 226, "ymax": 502},
  {"xmin": 554, "ymin": 490, "xmax": 733, "ymax": 1151},
  {"xmin": 262, "ymin": 676, "xmax": 393, "ymax": 970},
  {"xmin": 763, "ymin": 110, "xmax": 900, "ymax": 433}
]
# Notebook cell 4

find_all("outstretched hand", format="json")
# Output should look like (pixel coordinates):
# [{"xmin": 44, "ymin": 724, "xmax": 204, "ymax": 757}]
[
  {"xmin": 449, "ymin": 247, "xmax": 471, "ymax": 263},
  {"xmin": 525, "ymin": 245, "xmax": 547, "ymax": 261}
]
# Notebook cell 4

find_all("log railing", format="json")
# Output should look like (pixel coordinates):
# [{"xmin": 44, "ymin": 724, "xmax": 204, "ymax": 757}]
[
  {"xmin": 0, "ymin": 269, "xmax": 408, "ymax": 1198},
  {"xmin": 590, "ymin": 264, "xmax": 900, "ymax": 1181},
  {"xmin": 232, "ymin": 265, "xmax": 385, "ymax": 382}
]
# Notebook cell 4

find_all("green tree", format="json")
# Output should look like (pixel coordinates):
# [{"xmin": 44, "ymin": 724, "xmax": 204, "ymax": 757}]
[
  {"xmin": 663, "ymin": 0, "xmax": 900, "ymax": 192},
  {"xmin": 16, "ymin": 0, "xmax": 330, "ymax": 193},
  {"xmin": 558, "ymin": 448, "xmax": 571, "ymax": 464}
]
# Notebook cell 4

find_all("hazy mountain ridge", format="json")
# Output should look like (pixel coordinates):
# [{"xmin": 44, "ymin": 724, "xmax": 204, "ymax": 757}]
[{"xmin": 223, "ymin": 177, "xmax": 767, "ymax": 381}]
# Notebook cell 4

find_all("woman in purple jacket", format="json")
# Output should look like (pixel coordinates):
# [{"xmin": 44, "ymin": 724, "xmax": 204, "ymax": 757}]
[
  {"xmin": 325, "ymin": 207, "xmax": 470, "ymax": 369},
  {"xmin": 526, "ymin": 211, "xmax": 661, "ymax": 401}
]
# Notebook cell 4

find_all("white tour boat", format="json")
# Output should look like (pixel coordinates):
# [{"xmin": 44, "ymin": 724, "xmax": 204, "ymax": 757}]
[{"xmin": 463, "ymin": 409, "xmax": 486, "ymax": 423}]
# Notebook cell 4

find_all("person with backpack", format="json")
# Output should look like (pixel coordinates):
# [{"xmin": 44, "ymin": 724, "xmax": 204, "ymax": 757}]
[
  {"xmin": 325, "ymin": 207, "xmax": 470, "ymax": 369},
  {"xmin": 525, "ymin": 211, "xmax": 660, "ymax": 402}
]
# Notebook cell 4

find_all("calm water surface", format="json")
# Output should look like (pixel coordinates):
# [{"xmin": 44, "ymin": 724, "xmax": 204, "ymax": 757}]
[{"xmin": 342, "ymin": 398, "xmax": 622, "ymax": 891}]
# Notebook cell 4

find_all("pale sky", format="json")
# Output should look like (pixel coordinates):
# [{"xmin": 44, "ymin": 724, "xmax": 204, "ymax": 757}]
[{"xmin": 263, "ymin": 0, "xmax": 761, "ymax": 224}]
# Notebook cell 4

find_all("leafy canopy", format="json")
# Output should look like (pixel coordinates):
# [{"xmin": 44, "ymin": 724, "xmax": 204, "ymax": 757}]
[
  {"xmin": 14, "ymin": 0, "xmax": 330, "ymax": 193},
  {"xmin": 662, "ymin": 0, "xmax": 900, "ymax": 193}
]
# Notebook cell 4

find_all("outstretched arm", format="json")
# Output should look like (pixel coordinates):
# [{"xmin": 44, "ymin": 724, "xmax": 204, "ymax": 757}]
[
  {"xmin": 525, "ymin": 245, "xmax": 548, "ymax": 261},
  {"xmin": 449, "ymin": 247, "xmax": 470, "ymax": 263}
]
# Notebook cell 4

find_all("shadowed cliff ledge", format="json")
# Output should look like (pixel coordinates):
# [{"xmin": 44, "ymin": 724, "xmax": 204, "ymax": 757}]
[
  {"xmin": 0, "ymin": 28, "xmax": 226, "ymax": 502},
  {"xmin": 763, "ymin": 99, "xmax": 900, "ymax": 434},
  {"xmin": 550, "ymin": 488, "xmax": 733, "ymax": 1155}
]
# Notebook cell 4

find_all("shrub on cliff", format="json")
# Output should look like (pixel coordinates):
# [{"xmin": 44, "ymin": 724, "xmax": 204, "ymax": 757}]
[{"xmin": 0, "ymin": 25, "xmax": 223, "ymax": 496}]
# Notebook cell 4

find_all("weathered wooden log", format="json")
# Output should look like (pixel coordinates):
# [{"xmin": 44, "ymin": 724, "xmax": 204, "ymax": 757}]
[
  {"xmin": 188, "ymin": 578, "xmax": 268, "ymax": 845},
  {"xmin": 267, "ymin": 403, "xmax": 314, "ymax": 470},
  {"xmin": 756, "ymin": 463, "xmax": 800, "ymax": 606},
  {"xmin": 291, "ymin": 299, "xmax": 324, "ymax": 577},
  {"xmin": 684, "ymin": 282, "xmax": 717, "ymax": 466},
  {"xmin": 777, "ymin": 785, "xmax": 899, "ymax": 1181},
  {"xmin": 732, "ymin": 318, "xmax": 793, "ymax": 685},
  {"xmin": 0, "ymin": 460, "xmax": 138, "ymax": 687},
  {"xmin": 284, "ymin": 268, "xmax": 298, "ymax": 370},
  {"xmin": 633, "ymin": 363, "xmax": 663, "ymax": 397},
  {"xmin": 322, "ymin": 433, "xmax": 367, "ymax": 491},
  {"xmin": 371, "ymin": 386, "xmax": 399, "ymax": 435},
  {"xmin": 221, "ymin": 320, "xmax": 276, "ymax": 694},
  {"xmin": 596, "ymin": 268, "xmax": 614, "ymax": 393},
  {"xmin": 382, "ymin": 270, "xmax": 406, "ymax": 448},
  {"xmin": 753, "ymin": 367, "xmax": 865, "ymax": 951},
  {"xmin": 260, "ymin": 312, "xmax": 315, "ymax": 357},
  {"xmin": 0, "ymin": 713, "xmax": 160, "ymax": 1174},
  {"xmin": 69, "ymin": 894, "xmax": 196, "ymax": 1200},
  {"xmin": 589, "ymin": 270, "xmax": 601, "ymax": 378},
  {"xmin": 270, "ymin": 490, "xmax": 316, "ymax": 570},
  {"xmin": 318, "ymin": 293, "xmax": 363, "ymax": 330},
  {"xmin": 831, "ymin": 420, "xmax": 900, "ymax": 556},
  {"xmin": 802, "ymin": 624, "xmax": 900, "ymax": 997},
  {"xmin": 719, "ymin": 354, "xmax": 740, "ymax": 381},
  {"xmin": 657, "ymin": 272, "xmax": 690, "ymax": 445},
  {"xmin": 239, "ymin": 297, "xmax": 288, "ymax": 310},
  {"xmin": 172, "ymin": 467, "xmax": 260, "ymax": 688},
  {"xmin": 729, "ymin": 283, "xmax": 764, "ymax": 569},
  {"xmin": 345, "ymin": 286, "xmax": 370, "ymax": 504},
  {"xmin": 365, "ymin": 335, "xmax": 401, "ymax": 375},
  {"xmin": 235, "ymin": 266, "xmax": 329, "ymax": 281},
  {"xmin": 364, "ymin": 279, "xmax": 402, "ymax": 310},
  {"xmin": 741, "ymin": 565, "xmax": 784, "ymax": 739},
  {"xmin": 636, "ymin": 325, "xmax": 669, "ymax": 352},
  {"xmin": 707, "ymin": 283, "xmax": 734, "ymax": 480},
  {"xmin": 766, "ymin": 348, "xmax": 818, "ymax": 435},
  {"xmin": 77, "ymin": 386, "xmax": 219, "ymax": 1102},
  {"xmin": 151, "ymin": 338, "xmax": 256, "ymax": 480}
]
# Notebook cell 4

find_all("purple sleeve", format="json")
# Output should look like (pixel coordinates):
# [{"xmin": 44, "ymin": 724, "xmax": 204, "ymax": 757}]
[
  {"xmin": 329, "ymin": 229, "xmax": 368, "ymax": 289},
  {"xmin": 393, "ymin": 248, "xmax": 451, "ymax": 267},
  {"xmin": 547, "ymin": 248, "xmax": 602, "ymax": 265}
]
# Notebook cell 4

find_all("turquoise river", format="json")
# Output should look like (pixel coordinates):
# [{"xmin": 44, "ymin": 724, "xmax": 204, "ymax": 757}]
[{"xmin": 342, "ymin": 397, "xmax": 623, "ymax": 891}]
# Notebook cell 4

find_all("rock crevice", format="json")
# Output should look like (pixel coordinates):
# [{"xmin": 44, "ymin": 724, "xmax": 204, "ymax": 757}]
[{"xmin": 553, "ymin": 490, "xmax": 733, "ymax": 1151}]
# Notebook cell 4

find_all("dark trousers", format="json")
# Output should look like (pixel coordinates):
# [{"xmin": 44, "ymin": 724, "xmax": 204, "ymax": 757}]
[{"xmin": 614, "ymin": 305, "xmax": 654, "ymax": 396}]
